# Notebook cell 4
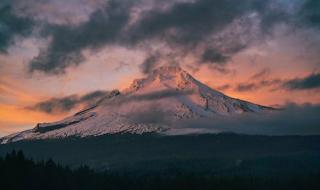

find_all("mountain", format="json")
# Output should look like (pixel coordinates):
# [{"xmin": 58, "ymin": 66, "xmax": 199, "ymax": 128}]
[{"xmin": 1, "ymin": 66, "xmax": 273, "ymax": 143}]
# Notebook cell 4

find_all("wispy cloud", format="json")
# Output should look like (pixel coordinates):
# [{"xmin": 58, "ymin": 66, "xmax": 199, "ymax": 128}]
[
  {"xmin": 235, "ymin": 79, "xmax": 282, "ymax": 92},
  {"xmin": 27, "ymin": 90, "xmax": 112, "ymax": 114},
  {"xmin": 283, "ymin": 73, "xmax": 320, "ymax": 90},
  {"xmin": 250, "ymin": 68, "xmax": 271, "ymax": 79}
]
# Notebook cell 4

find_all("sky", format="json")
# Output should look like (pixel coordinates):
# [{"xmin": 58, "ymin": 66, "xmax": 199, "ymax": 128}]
[{"xmin": 0, "ymin": 0, "xmax": 320, "ymax": 136}]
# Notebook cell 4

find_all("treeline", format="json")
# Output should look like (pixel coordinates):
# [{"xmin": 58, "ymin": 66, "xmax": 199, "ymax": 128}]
[{"xmin": 0, "ymin": 150, "xmax": 320, "ymax": 190}]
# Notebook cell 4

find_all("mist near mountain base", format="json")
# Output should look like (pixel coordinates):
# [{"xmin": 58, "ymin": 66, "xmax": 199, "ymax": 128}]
[{"xmin": 168, "ymin": 103, "xmax": 320, "ymax": 136}]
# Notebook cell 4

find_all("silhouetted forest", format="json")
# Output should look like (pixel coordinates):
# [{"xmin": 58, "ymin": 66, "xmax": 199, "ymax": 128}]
[{"xmin": 1, "ymin": 150, "xmax": 320, "ymax": 190}]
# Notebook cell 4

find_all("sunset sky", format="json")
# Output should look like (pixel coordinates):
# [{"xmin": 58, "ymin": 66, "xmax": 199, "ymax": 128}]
[{"xmin": 0, "ymin": 0, "xmax": 320, "ymax": 136}]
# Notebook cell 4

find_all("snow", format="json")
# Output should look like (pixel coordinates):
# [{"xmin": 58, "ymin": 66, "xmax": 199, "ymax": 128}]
[{"xmin": 1, "ymin": 66, "xmax": 272, "ymax": 144}]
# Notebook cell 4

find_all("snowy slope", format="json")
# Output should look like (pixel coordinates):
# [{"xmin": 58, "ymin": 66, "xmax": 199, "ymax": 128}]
[{"xmin": 1, "ymin": 66, "xmax": 273, "ymax": 143}]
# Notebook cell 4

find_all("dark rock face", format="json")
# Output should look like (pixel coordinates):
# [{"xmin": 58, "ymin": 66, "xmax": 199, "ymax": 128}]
[{"xmin": 33, "ymin": 113, "xmax": 96, "ymax": 133}]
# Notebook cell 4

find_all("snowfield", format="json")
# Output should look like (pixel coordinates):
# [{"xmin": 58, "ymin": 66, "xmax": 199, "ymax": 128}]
[{"xmin": 1, "ymin": 66, "xmax": 273, "ymax": 143}]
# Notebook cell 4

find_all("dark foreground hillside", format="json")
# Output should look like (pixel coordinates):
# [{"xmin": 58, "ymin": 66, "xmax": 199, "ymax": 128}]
[
  {"xmin": 1, "ymin": 150, "xmax": 320, "ymax": 190},
  {"xmin": 1, "ymin": 133, "xmax": 320, "ymax": 176}
]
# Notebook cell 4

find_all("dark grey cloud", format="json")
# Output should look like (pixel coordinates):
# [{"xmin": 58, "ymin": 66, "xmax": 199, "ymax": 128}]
[
  {"xmin": 0, "ymin": 4, "xmax": 34, "ymax": 53},
  {"xmin": 299, "ymin": 0, "xmax": 320, "ymax": 28},
  {"xmin": 139, "ymin": 52, "xmax": 161, "ymax": 74},
  {"xmin": 29, "ymin": 0, "xmax": 135, "ymax": 74},
  {"xmin": 79, "ymin": 90, "xmax": 108, "ymax": 103},
  {"xmin": 201, "ymin": 48, "xmax": 230, "ymax": 64},
  {"xmin": 284, "ymin": 73, "xmax": 320, "ymax": 90},
  {"xmin": 236, "ymin": 73, "xmax": 320, "ymax": 92},
  {"xmin": 129, "ymin": 0, "xmax": 270, "ymax": 45},
  {"xmin": 129, "ymin": 0, "xmax": 273, "ymax": 70},
  {"xmin": 236, "ymin": 83, "xmax": 257, "ymax": 92},
  {"xmin": 129, "ymin": 106, "xmax": 169, "ymax": 125},
  {"xmin": 28, "ymin": 95, "xmax": 78, "ymax": 114},
  {"xmin": 235, "ymin": 79, "xmax": 281, "ymax": 92},
  {"xmin": 2, "ymin": 0, "xmax": 320, "ymax": 74},
  {"xmin": 12, "ymin": 0, "xmax": 107, "ymax": 25},
  {"xmin": 127, "ymin": 89, "xmax": 192, "ymax": 101},
  {"xmin": 177, "ymin": 103, "xmax": 320, "ymax": 135},
  {"xmin": 111, "ymin": 89, "xmax": 193, "ymax": 106},
  {"xmin": 28, "ymin": 90, "xmax": 111, "ymax": 114},
  {"xmin": 27, "ymin": 0, "xmax": 277, "ymax": 74}
]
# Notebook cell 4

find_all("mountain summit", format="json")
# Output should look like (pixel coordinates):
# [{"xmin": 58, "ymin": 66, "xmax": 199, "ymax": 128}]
[{"xmin": 1, "ymin": 66, "xmax": 272, "ymax": 143}]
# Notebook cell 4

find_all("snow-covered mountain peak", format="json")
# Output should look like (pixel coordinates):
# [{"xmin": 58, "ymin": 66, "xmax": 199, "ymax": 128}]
[
  {"xmin": 152, "ymin": 66, "xmax": 196, "ymax": 88},
  {"xmin": 126, "ymin": 66, "xmax": 205, "ymax": 94},
  {"xmin": 126, "ymin": 66, "xmax": 187, "ymax": 91},
  {"xmin": 1, "ymin": 66, "xmax": 274, "ymax": 143}
]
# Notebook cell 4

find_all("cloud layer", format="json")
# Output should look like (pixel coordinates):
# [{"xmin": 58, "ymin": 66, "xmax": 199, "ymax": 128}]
[
  {"xmin": 1, "ymin": 0, "xmax": 320, "ymax": 136},
  {"xmin": 2, "ymin": 0, "xmax": 319, "ymax": 74},
  {"xmin": 0, "ymin": 4, "xmax": 34, "ymax": 53},
  {"xmin": 284, "ymin": 73, "xmax": 320, "ymax": 90},
  {"xmin": 27, "ymin": 90, "xmax": 110, "ymax": 114},
  {"xmin": 176, "ymin": 103, "xmax": 320, "ymax": 135}
]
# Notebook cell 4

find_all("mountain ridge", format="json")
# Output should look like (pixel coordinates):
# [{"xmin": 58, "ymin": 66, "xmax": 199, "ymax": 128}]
[{"xmin": 1, "ymin": 66, "xmax": 273, "ymax": 143}]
